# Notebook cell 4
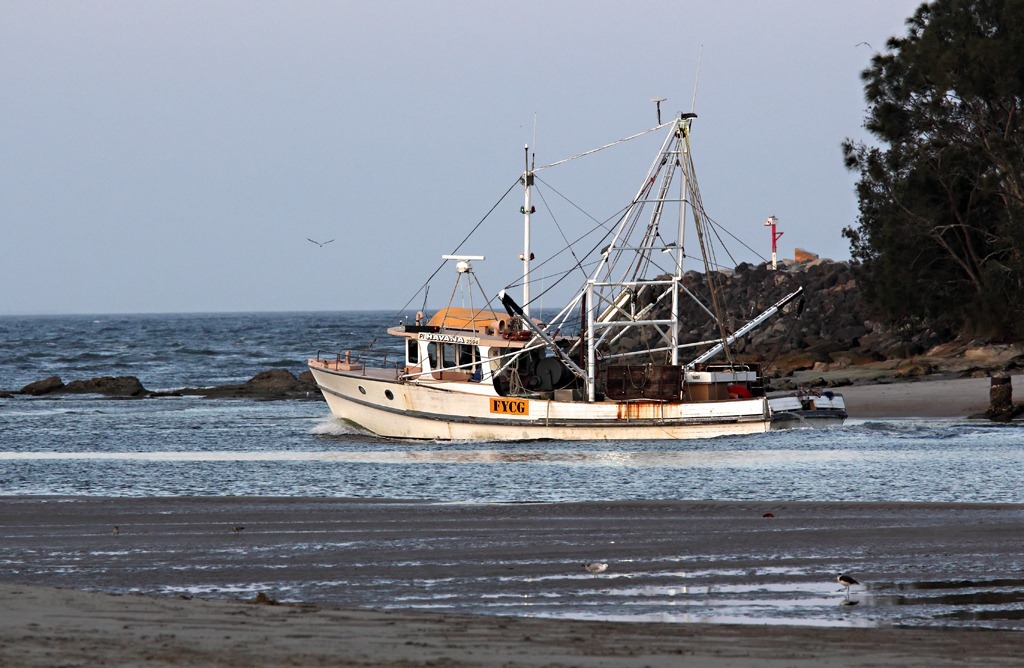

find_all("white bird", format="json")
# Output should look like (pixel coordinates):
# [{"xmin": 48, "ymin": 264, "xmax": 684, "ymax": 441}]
[
  {"xmin": 583, "ymin": 562, "xmax": 608, "ymax": 574},
  {"xmin": 837, "ymin": 573, "xmax": 860, "ymax": 594},
  {"xmin": 307, "ymin": 238, "xmax": 335, "ymax": 248}
]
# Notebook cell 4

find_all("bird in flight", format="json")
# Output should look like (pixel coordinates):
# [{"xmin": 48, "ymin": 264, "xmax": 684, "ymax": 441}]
[{"xmin": 307, "ymin": 238, "xmax": 335, "ymax": 248}]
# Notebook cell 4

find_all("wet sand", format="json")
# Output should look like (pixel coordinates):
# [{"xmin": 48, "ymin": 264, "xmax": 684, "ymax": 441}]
[
  {"xmin": 2, "ymin": 582, "xmax": 1022, "ymax": 667},
  {"xmin": 2, "ymin": 496, "xmax": 1023, "ymax": 666}
]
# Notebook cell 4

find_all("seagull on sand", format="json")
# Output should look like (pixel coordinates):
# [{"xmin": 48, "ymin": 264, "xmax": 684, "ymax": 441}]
[
  {"xmin": 307, "ymin": 238, "xmax": 335, "ymax": 247},
  {"xmin": 837, "ymin": 573, "xmax": 860, "ymax": 595},
  {"xmin": 583, "ymin": 562, "xmax": 608, "ymax": 574}
]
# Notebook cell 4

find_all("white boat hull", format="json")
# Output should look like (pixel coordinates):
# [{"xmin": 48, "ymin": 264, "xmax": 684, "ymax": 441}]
[{"xmin": 309, "ymin": 364, "xmax": 846, "ymax": 441}]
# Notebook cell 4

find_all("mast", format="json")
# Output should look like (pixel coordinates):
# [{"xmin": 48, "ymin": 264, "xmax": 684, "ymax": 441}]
[
  {"xmin": 671, "ymin": 116, "xmax": 691, "ymax": 365},
  {"xmin": 520, "ymin": 146, "xmax": 534, "ymax": 318}
]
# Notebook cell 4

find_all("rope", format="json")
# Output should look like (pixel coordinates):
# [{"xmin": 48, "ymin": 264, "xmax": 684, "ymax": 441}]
[
  {"xmin": 391, "ymin": 178, "xmax": 520, "ymax": 322},
  {"xmin": 536, "ymin": 123, "xmax": 670, "ymax": 171}
]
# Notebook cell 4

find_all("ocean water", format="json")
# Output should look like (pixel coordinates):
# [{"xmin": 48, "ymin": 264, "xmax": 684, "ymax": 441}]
[
  {"xmin": 2, "ymin": 311, "xmax": 1024, "ymax": 629},
  {"xmin": 3, "ymin": 311, "xmax": 1022, "ymax": 503}
]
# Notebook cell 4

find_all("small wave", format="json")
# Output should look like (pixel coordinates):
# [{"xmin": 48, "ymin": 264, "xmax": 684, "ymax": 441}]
[
  {"xmin": 309, "ymin": 418, "xmax": 360, "ymax": 437},
  {"xmin": 67, "ymin": 352, "xmax": 114, "ymax": 360},
  {"xmin": 850, "ymin": 418, "xmax": 1015, "ymax": 441},
  {"xmin": 178, "ymin": 348, "xmax": 223, "ymax": 357},
  {"xmin": 264, "ymin": 359, "xmax": 304, "ymax": 367}
]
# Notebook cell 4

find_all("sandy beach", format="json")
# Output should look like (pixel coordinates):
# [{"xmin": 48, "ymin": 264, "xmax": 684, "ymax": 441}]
[
  {"xmin": 837, "ymin": 376, "xmax": 999, "ymax": 419},
  {"xmin": 2, "ymin": 493, "xmax": 1024, "ymax": 666},
  {"xmin": 2, "ymin": 375, "xmax": 1022, "ymax": 666},
  {"xmin": 2, "ymin": 581, "xmax": 1022, "ymax": 667},
  {"xmin": 798, "ymin": 373, "xmax": 1000, "ymax": 419}
]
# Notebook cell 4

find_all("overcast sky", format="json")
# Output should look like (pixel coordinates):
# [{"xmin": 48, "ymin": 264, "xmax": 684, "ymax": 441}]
[{"xmin": 2, "ymin": 1, "xmax": 921, "ymax": 315}]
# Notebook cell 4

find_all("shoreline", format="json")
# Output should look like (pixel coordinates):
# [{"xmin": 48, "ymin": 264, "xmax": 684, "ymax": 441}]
[
  {"xmin": 2, "ymin": 497, "xmax": 1023, "ymax": 666},
  {"xmin": 6, "ymin": 369, "xmax": 1012, "ymax": 418}
]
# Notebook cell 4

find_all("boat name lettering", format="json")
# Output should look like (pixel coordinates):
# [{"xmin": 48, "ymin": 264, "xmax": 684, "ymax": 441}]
[
  {"xmin": 489, "ymin": 398, "xmax": 528, "ymax": 415},
  {"xmin": 417, "ymin": 333, "xmax": 481, "ymax": 345}
]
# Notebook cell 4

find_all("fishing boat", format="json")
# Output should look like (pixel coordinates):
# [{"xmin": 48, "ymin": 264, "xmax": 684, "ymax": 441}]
[{"xmin": 309, "ymin": 113, "xmax": 846, "ymax": 440}]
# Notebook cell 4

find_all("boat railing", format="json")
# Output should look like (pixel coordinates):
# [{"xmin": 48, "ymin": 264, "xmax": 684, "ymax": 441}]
[{"xmin": 314, "ymin": 347, "xmax": 402, "ymax": 375}]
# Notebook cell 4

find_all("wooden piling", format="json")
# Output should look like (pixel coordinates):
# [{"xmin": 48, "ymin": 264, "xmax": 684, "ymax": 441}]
[{"xmin": 987, "ymin": 373, "xmax": 1013, "ymax": 421}]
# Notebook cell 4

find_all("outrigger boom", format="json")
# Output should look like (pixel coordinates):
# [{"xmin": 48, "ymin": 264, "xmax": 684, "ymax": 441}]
[{"xmin": 687, "ymin": 287, "xmax": 804, "ymax": 369}]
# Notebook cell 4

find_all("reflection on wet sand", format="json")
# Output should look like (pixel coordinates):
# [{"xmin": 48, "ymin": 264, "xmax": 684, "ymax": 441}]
[{"xmin": 4, "ymin": 497, "xmax": 1024, "ymax": 630}]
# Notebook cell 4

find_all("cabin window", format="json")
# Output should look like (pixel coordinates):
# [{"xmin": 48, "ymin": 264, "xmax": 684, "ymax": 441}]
[
  {"xmin": 406, "ymin": 339, "xmax": 419, "ymax": 365},
  {"xmin": 456, "ymin": 344, "xmax": 477, "ymax": 373},
  {"xmin": 441, "ymin": 343, "xmax": 457, "ymax": 370},
  {"xmin": 425, "ymin": 342, "xmax": 480, "ymax": 378},
  {"xmin": 426, "ymin": 342, "xmax": 458, "ymax": 371}
]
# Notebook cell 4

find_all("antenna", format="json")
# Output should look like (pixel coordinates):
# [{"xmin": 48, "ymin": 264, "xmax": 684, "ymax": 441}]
[
  {"xmin": 690, "ymin": 45, "xmax": 704, "ymax": 113},
  {"xmin": 650, "ymin": 98, "xmax": 666, "ymax": 125},
  {"xmin": 531, "ymin": 112, "xmax": 537, "ymax": 155}
]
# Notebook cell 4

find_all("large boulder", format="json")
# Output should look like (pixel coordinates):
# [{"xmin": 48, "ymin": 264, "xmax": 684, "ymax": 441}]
[
  {"xmin": 242, "ymin": 369, "xmax": 308, "ymax": 396},
  {"xmin": 193, "ymin": 369, "xmax": 320, "ymax": 399},
  {"xmin": 20, "ymin": 376, "xmax": 65, "ymax": 395},
  {"xmin": 62, "ymin": 376, "xmax": 148, "ymax": 397}
]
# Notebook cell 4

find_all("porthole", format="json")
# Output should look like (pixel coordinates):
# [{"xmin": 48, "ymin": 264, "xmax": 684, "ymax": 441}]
[
  {"xmin": 384, "ymin": 389, "xmax": 395, "ymax": 400},
  {"xmin": 358, "ymin": 386, "xmax": 367, "ymax": 395}
]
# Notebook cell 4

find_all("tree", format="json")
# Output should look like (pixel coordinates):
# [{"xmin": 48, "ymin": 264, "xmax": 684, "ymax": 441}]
[{"xmin": 843, "ymin": 0, "xmax": 1024, "ymax": 339}]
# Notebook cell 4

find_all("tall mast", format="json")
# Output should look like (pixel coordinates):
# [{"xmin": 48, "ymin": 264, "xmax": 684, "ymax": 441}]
[
  {"xmin": 672, "ymin": 116, "xmax": 692, "ymax": 365},
  {"xmin": 520, "ymin": 145, "xmax": 534, "ymax": 318}
]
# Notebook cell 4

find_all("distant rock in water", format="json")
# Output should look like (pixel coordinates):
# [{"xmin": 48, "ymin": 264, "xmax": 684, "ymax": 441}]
[
  {"xmin": 10, "ymin": 370, "xmax": 321, "ymax": 401},
  {"xmin": 179, "ymin": 369, "xmax": 320, "ymax": 400},
  {"xmin": 19, "ymin": 375, "xmax": 147, "ymax": 397},
  {"xmin": 20, "ymin": 376, "xmax": 66, "ymax": 396},
  {"xmin": 63, "ymin": 376, "xmax": 148, "ymax": 397},
  {"xmin": 244, "ymin": 369, "xmax": 313, "ymax": 396}
]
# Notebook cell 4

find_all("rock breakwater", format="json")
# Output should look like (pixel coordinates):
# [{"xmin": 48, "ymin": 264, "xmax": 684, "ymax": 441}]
[{"xmin": 656, "ymin": 259, "xmax": 1024, "ymax": 387}]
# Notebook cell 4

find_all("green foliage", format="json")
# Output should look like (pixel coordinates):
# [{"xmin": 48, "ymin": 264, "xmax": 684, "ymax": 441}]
[{"xmin": 844, "ymin": 0, "xmax": 1024, "ymax": 340}]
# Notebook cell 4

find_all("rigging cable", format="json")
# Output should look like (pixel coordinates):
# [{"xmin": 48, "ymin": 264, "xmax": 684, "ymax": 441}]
[
  {"xmin": 533, "ymin": 184, "xmax": 589, "ymax": 285},
  {"xmin": 391, "ymin": 178, "xmax": 521, "ymax": 323},
  {"xmin": 505, "ymin": 199, "xmax": 633, "ymax": 307},
  {"xmin": 536, "ymin": 123, "xmax": 670, "ymax": 171},
  {"xmin": 682, "ymin": 139, "xmax": 734, "ymax": 364}
]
